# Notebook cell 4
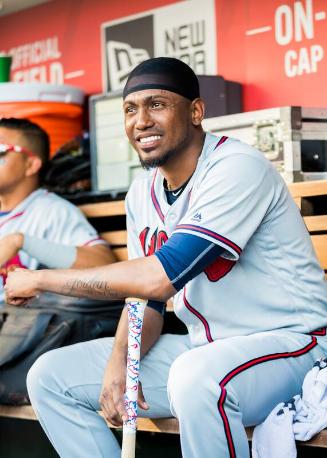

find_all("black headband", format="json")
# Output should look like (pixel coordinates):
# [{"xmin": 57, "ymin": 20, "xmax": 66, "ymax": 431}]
[{"xmin": 123, "ymin": 57, "xmax": 200, "ymax": 101}]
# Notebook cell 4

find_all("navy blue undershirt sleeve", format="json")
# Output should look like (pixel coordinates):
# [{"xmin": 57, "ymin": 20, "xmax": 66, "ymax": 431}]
[
  {"xmin": 155, "ymin": 232, "xmax": 224, "ymax": 291},
  {"xmin": 147, "ymin": 300, "xmax": 166, "ymax": 315}
]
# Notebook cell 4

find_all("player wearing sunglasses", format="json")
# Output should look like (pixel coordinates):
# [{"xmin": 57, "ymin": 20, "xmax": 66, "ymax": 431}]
[
  {"xmin": 0, "ymin": 143, "xmax": 36, "ymax": 158},
  {"xmin": 0, "ymin": 118, "xmax": 116, "ymax": 302}
]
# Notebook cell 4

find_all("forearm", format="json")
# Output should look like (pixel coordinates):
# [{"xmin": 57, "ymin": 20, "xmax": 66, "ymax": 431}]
[
  {"xmin": 72, "ymin": 244, "xmax": 117, "ymax": 268},
  {"xmin": 35, "ymin": 256, "xmax": 175, "ymax": 301}
]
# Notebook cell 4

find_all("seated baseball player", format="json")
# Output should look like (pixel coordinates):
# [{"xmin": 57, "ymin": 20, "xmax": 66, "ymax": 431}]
[
  {"xmin": 0, "ymin": 117, "xmax": 116, "ymax": 304},
  {"xmin": 5, "ymin": 59, "xmax": 327, "ymax": 458}
]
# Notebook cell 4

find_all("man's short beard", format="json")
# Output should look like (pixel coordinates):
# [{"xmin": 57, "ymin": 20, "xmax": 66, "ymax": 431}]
[
  {"xmin": 139, "ymin": 147, "xmax": 178, "ymax": 170},
  {"xmin": 138, "ymin": 134, "xmax": 191, "ymax": 171}
]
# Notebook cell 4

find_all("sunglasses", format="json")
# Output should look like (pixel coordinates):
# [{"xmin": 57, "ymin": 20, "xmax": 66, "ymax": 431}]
[{"xmin": 0, "ymin": 143, "xmax": 36, "ymax": 159}]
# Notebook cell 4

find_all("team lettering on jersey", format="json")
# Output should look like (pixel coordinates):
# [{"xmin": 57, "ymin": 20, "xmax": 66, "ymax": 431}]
[
  {"xmin": 204, "ymin": 257, "xmax": 236, "ymax": 282},
  {"xmin": 139, "ymin": 227, "xmax": 168, "ymax": 256},
  {"xmin": 139, "ymin": 227, "xmax": 236, "ymax": 281},
  {"xmin": 139, "ymin": 226, "xmax": 235, "ymax": 281}
]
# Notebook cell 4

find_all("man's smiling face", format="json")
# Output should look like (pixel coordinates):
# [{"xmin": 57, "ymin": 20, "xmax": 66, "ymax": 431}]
[{"xmin": 123, "ymin": 89, "xmax": 194, "ymax": 170}]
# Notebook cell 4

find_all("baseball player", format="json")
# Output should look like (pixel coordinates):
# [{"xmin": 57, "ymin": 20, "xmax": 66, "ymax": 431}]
[
  {"xmin": 0, "ymin": 117, "xmax": 115, "ymax": 302},
  {"xmin": 5, "ymin": 59, "xmax": 327, "ymax": 458}
]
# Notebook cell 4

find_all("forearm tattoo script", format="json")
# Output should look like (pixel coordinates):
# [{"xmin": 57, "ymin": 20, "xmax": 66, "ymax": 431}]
[{"xmin": 62, "ymin": 277, "xmax": 120, "ymax": 299}]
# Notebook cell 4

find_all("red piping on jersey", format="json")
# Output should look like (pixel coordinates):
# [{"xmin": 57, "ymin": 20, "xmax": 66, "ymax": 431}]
[
  {"xmin": 215, "ymin": 136, "xmax": 228, "ymax": 148},
  {"xmin": 217, "ymin": 336, "xmax": 318, "ymax": 458},
  {"xmin": 183, "ymin": 288, "xmax": 213, "ymax": 343},
  {"xmin": 151, "ymin": 169, "xmax": 165, "ymax": 223},
  {"xmin": 82, "ymin": 236, "xmax": 104, "ymax": 246},
  {"xmin": 310, "ymin": 327, "xmax": 326, "ymax": 336},
  {"xmin": 176, "ymin": 224, "xmax": 242, "ymax": 255},
  {"xmin": 0, "ymin": 211, "xmax": 24, "ymax": 229}
]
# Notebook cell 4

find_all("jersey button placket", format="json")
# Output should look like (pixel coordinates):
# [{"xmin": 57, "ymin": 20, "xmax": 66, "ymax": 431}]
[{"xmin": 166, "ymin": 212, "xmax": 177, "ymax": 231}]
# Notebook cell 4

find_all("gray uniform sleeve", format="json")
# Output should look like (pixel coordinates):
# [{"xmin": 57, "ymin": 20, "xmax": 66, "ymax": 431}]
[
  {"xmin": 174, "ymin": 152, "xmax": 275, "ymax": 260},
  {"xmin": 43, "ymin": 198, "xmax": 103, "ymax": 247}
]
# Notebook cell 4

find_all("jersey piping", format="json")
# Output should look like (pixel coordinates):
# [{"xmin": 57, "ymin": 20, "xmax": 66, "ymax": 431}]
[
  {"xmin": 0, "ymin": 211, "xmax": 24, "ymax": 229},
  {"xmin": 82, "ymin": 236, "xmax": 107, "ymax": 246},
  {"xmin": 151, "ymin": 169, "xmax": 165, "ymax": 223},
  {"xmin": 217, "ymin": 336, "xmax": 318, "ymax": 458},
  {"xmin": 183, "ymin": 287, "xmax": 213, "ymax": 343},
  {"xmin": 215, "ymin": 135, "xmax": 228, "ymax": 148},
  {"xmin": 310, "ymin": 327, "xmax": 327, "ymax": 336}
]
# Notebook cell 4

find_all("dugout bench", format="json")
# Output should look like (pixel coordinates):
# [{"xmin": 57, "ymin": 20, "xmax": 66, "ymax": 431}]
[{"xmin": 0, "ymin": 179, "xmax": 326, "ymax": 450}]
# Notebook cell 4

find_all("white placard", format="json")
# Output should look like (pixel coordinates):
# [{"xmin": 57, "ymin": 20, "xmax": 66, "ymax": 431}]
[{"xmin": 102, "ymin": 0, "xmax": 217, "ymax": 92}]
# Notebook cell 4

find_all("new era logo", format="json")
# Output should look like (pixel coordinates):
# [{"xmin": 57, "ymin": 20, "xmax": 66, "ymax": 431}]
[
  {"xmin": 107, "ymin": 40, "xmax": 150, "ymax": 89},
  {"xmin": 192, "ymin": 212, "xmax": 202, "ymax": 222},
  {"xmin": 104, "ymin": 14, "xmax": 154, "ymax": 92}
]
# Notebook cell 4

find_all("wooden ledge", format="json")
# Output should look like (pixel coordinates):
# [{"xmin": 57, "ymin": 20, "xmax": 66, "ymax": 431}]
[
  {"xmin": 288, "ymin": 179, "xmax": 327, "ymax": 198},
  {"xmin": 79, "ymin": 200, "xmax": 126, "ymax": 218},
  {"xmin": 1, "ymin": 405, "xmax": 326, "ymax": 448},
  {"xmin": 0, "ymin": 404, "xmax": 36, "ymax": 420}
]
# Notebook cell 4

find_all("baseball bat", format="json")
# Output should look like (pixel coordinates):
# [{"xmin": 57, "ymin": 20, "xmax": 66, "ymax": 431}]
[{"xmin": 121, "ymin": 297, "xmax": 147, "ymax": 458}]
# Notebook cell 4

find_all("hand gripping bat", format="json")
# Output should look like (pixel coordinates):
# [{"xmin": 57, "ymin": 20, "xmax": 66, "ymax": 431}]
[{"xmin": 121, "ymin": 297, "xmax": 147, "ymax": 458}]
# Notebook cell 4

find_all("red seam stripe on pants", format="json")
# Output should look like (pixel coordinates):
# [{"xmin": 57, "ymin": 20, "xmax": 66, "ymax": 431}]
[
  {"xmin": 217, "ymin": 336, "xmax": 318, "ymax": 458},
  {"xmin": 183, "ymin": 288, "xmax": 213, "ymax": 343}
]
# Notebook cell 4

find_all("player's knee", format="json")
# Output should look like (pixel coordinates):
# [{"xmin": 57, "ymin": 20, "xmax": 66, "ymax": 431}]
[
  {"xmin": 167, "ymin": 351, "xmax": 219, "ymax": 416},
  {"xmin": 27, "ymin": 349, "xmax": 63, "ymax": 401},
  {"xmin": 167, "ymin": 343, "xmax": 244, "ymax": 417}
]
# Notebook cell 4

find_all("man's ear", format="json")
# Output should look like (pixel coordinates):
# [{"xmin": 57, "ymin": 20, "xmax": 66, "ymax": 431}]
[
  {"xmin": 25, "ymin": 156, "xmax": 43, "ymax": 177},
  {"xmin": 191, "ymin": 98, "xmax": 205, "ymax": 126}
]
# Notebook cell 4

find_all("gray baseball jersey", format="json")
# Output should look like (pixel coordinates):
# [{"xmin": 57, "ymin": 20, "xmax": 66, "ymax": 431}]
[
  {"xmin": 0, "ymin": 189, "xmax": 104, "ymax": 300},
  {"xmin": 126, "ymin": 132, "xmax": 327, "ymax": 346}
]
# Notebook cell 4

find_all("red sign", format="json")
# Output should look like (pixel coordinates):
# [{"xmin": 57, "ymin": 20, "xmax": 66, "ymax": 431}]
[
  {"xmin": 216, "ymin": 0, "xmax": 327, "ymax": 110},
  {"xmin": 0, "ymin": 0, "xmax": 178, "ymax": 95},
  {"xmin": 0, "ymin": 0, "xmax": 326, "ymax": 110}
]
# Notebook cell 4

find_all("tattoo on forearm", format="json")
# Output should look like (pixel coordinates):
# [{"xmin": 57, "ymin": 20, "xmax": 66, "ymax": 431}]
[{"xmin": 62, "ymin": 277, "xmax": 120, "ymax": 299}]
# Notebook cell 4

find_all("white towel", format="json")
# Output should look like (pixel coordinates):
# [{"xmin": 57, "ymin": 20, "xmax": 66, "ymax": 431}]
[
  {"xmin": 293, "ymin": 359, "xmax": 327, "ymax": 441},
  {"xmin": 252, "ymin": 400, "xmax": 297, "ymax": 458},
  {"xmin": 252, "ymin": 358, "xmax": 327, "ymax": 458}
]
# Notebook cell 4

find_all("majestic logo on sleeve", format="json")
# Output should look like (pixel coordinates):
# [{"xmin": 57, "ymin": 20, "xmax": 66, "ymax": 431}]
[
  {"xmin": 204, "ymin": 257, "xmax": 236, "ymax": 282},
  {"xmin": 139, "ymin": 227, "xmax": 168, "ymax": 256},
  {"xmin": 191, "ymin": 212, "xmax": 202, "ymax": 222}
]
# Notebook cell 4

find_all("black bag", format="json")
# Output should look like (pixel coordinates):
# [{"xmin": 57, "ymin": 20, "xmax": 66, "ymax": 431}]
[{"xmin": 0, "ymin": 293, "xmax": 123, "ymax": 405}]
